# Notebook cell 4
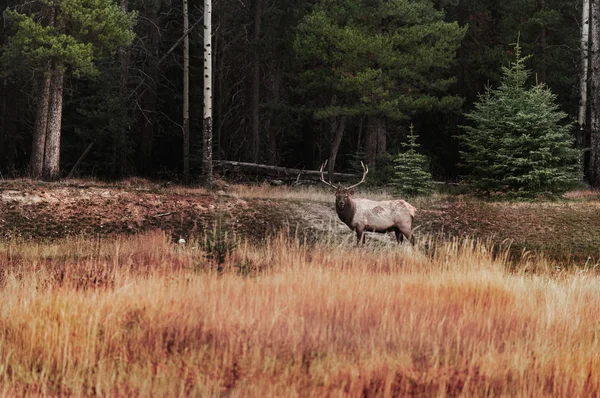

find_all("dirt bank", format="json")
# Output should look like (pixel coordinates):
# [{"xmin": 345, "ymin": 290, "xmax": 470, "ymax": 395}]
[{"xmin": 2, "ymin": 180, "xmax": 600, "ymax": 263}]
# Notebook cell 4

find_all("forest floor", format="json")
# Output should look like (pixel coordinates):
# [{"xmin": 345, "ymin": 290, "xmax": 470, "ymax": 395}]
[{"xmin": 1, "ymin": 178, "xmax": 600, "ymax": 263}]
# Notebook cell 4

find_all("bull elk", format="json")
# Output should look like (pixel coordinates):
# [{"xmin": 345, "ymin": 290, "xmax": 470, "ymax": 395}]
[{"xmin": 320, "ymin": 160, "xmax": 416, "ymax": 245}]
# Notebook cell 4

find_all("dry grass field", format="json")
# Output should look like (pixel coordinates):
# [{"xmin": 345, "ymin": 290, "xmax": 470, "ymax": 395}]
[{"xmin": 1, "ymin": 229, "xmax": 600, "ymax": 396}]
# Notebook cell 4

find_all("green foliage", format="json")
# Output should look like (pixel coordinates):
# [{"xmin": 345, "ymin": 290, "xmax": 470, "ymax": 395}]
[
  {"xmin": 392, "ymin": 125, "xmax": 436, "ymax": 196},
  {"xmin": 1, "ymin": 0, "xmax": 136, "ymax": 77},
  {"xmin": 202, "ymin": 218, "xmax": 237, "ymax": 267},
  {"xmin": 294, "ymin": 0, "xmax": 466, "ymax": 121},
  {"xmin": 460, "ymin": 42, "xmax": 579, "ymax": 198}
]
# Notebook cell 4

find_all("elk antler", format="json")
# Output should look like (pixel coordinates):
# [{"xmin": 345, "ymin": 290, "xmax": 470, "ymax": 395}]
[
  {"xmin": 319, "ymin": 160, "xmax": 339, "ymax": 190},
  {"xmin": 345, "ymin": 161, "xmax": 368, "ymax": 190}
]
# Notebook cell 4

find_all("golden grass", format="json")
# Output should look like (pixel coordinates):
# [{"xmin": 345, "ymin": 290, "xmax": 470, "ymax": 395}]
[{"xmin": 1, "ymin": 231, "xmax": 600, "ymax": 396}]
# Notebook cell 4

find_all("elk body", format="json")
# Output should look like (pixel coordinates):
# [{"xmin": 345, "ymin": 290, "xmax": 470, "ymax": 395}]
[{"xmin": 320, "ymin": 161, "xmax": 416, "ymax": 245}]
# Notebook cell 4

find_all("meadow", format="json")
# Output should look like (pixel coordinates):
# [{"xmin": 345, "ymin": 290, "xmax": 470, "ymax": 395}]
[{"xmin": 1, "ymin": 226, "xmax": 599, "ymax": 397}]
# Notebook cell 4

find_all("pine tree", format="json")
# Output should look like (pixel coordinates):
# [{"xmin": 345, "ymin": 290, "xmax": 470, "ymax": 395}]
[
  {"xmin": 1, "ymin": 0, "xmax": 136, "ymax": 180},
  {"xmin": 294, "ymin": 0, "xmax": 466, "ymax": 174},
  {"xmin": 392, "ymin": 125, "xmax": 435, "ymax": 197},
  {"xmin": 460, "ymin": 41, "xmax": 579, "ymax": 198}
]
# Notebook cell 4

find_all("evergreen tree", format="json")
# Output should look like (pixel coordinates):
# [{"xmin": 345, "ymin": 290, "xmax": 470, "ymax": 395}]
[
  {"xmin": 460, "ymin": 42, "xmax": 579, "ymax": 198},
  {"xmin": 1, "ymin": 0, "xmax": 136, "ymax": 180},
  {"xmin": 392, "ymin": 124, "xmax": 435, "ymax": 196},
  {"xmin": 294, "ymin": 0, "xmax": 466, "ymax": 174}
]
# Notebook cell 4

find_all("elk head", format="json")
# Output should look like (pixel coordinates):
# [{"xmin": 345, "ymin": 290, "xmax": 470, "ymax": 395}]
[{"xmin": 319, "ymin": 160, "xmax": 368, "ymax": 213}]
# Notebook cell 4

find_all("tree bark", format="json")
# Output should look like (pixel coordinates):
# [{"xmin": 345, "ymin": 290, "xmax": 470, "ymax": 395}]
[
  {"xmin": 137, "ymin": 17, "xmax": 160, "ymax": 175},
  {"xmin": 376, "ymin": 117, "xmax": 387, "ymax": 156},
  {"xmin": 538, "ymin": 0, "xmax": 548, "ymax": 83},
  {"xmin": 266, "ymin": 65, "xmax": 281, "ymax": 165},
  {"xmin": 183, "ymin": 0, "xmax": 190, "ymax": 181},
  {"xmin": 42, "ymin": 62, "xmax": 64, "ymax": 181},
  {"xmin": 365, "ymin": 116, "xmax": 378, "ymax": 166},
  {"xmin": 112, "ymin": 0, "xmax": 130, "ymax": 179},
  {"xmin": 30, "ymin": 65, "xmax": 52, "ymax": 178},
  {"xmin": 251, "ymin": 0, "xmax": 263, "ymax": 163},
  {"xmin": 216, "ymin": 160, "xmax": 356, "ymax": 181},
  {"xmin": 30, "ymin": 6, "xmax": 56, "ymax": 179},
  {"xmin": 201, "ymin": 0, "xmax": 213, "ymax": 185},
  {"xmin": 0, "ymin": 78, "xmax": 11, "ymax": 172},
  {"xmin": 327, "ymin": 115, "xmax": 347, "ymax": 183},
  {"xmin": 590, "ymin": 0, "xmax": 600, "ymax": 187},
  {"xmin": 215, "ymin": 25, "xmax": 224, "ymax": 160},
  {"xmin": 356, "ymin": 116, "xmax": 364, "ymax": 156},
  {"xmin": 579, "ymin": 0, "xmax": 591, "ymax": 178},
  {"xmin": 365, "ymin": 116, "xmax": 386, "ymax": 165}
]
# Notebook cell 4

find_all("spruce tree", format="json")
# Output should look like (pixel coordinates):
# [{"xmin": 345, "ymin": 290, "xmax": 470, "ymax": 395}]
[
  {"xmin": 460, "ymin": 42, "xmax": 579, "ymax": 198},
  {"xmin": 392, "ymin": 125, "xmax": 435, "ymax": 197}
]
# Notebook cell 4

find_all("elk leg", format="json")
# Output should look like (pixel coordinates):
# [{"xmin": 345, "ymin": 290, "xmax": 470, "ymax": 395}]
[
  {"xmin": 355, "ymin": 229, "xmax": 366, "ymax": 245},
  {"xmin": 399, "ymin": 228, "xmax": 414, "ymax": 246},
  {"xmin": 394, "ymin": 229, "xmax": 404, "ymax": 244}
]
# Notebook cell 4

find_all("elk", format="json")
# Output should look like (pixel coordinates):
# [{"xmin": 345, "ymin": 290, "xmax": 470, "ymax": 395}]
[{"xmin": 320, "ymin": 160, "xmax": 416, "ymax": 245}]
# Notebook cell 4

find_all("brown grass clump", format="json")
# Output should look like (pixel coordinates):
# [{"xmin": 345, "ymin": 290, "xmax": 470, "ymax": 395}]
[{"xmin": 0, "ymin": 231, "xmax": 599, "ymax": 396}]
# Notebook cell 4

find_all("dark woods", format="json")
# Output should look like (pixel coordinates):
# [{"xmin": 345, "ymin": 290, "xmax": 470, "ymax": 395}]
[{"xmin": 0, "ymin": 0, "xmax": 582, "ymax": 183}]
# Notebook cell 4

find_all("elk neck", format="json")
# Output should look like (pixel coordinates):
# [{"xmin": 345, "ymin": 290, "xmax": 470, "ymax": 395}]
[{"xmin": 336, "ymin": 195, "xmax": 356, "ymax": 226}]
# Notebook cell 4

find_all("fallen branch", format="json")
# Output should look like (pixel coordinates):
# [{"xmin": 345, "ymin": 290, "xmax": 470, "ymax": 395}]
[
  {"xmin": 153, "ymin": 212, "xmax": 172, "ymax": 218},
  {"xmin": 67, "ymin": 142, "xmax": 95, "ymax": 179},
  {"xmin": 214, "ymin": 160, "xmax": 357, "ymax": 182}
]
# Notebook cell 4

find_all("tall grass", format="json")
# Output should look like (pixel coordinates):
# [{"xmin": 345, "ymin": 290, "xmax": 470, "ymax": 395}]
[{"xmin": 0, "ymin": 231, "xmax": 599, "ymax": 396}]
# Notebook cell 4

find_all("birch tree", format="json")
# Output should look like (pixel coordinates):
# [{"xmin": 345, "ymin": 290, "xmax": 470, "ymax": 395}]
[
  {"xmin": 201, "ymin": 0, "xmax": 213, "ymax": 185},
  {"xmin": 590, "ymin": 0, "xmax": 600, "ymax": 187},
  {"xmin": 579, "ymin": 0, "xmax": 590, "ymax": 177}
]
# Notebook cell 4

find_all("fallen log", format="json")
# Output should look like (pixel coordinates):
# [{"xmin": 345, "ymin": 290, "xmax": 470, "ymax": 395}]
[{"xmin": 214, "ymin": 160, "xmax": 357, "ymax": 182}]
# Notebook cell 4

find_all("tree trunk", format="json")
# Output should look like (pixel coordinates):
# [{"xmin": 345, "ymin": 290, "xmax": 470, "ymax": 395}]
[
  {"xmin": 30, "ymin": 5, "xmax": 56, "ymax": 179},
  {"xmin": 215, "ymin": 25, "xmax": 224, "ymax": 160},
  {"xmin": 112, "ymin": 0, "xmax": 130, "ymax": 179},
  {"xmin": 266, "ymin": 66, "xmax": 281, "ymax": 165},
  {"xmin": 201, "ymin": 0, "xmax": 213, "ymax": 185},
  {"xmin": 42, "ymin": 62, "xmax": 64, "ymax": 181},
  {"xmin": 376, "ymin": 117, "xmax": 387, "ymax": 156},
  {"xmin": 579, "ymin": 0, "xmax": 591, "ymax": 178},
  {"xmin": 182, "ymin": 0, "xmax": 190, "ymax": 181},
  {"xmin": 590, "ymin": 0, "xmax": 600, "ymax": 187},
  {"xmin": 356, "ymin": 116, "xmax": 364, "ymax": 156},
  {"xmin": 365, "ymin": 116, "xmax": 386, "ymax": 165},
  {"xmin": 137, "ymin": 18, "xmax": 160, "ymax": 175},
  {"xmin": 0, "ymin": 78, "xmax": 9, "ymax": 172},
  {"xmin": 538, "ymin": 0, "xmax": 548, "ymax": 82},
  {"xmin": 327, "ymin": 115, "xmax": 347, "ymax": 183},
  {"xmin": 30, "ymin": 65, "xmax": 52, "ymax": 178},
  {"xmin": 251, "ymin": 0, "xmax": 263, "ymax": 163},
  {"xmin": 365, "ymin": 116, "xmax": 378, "ymax": 166}
]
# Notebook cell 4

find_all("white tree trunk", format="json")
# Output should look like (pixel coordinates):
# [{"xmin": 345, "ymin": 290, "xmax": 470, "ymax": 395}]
[
  {"xmin": 201, "ymin": 0, "xmax": 213, "ymax": 185},
  {"xmin": 183, "ymin": 0, "xmax": 190, "ymax": 181},
  {"xmin": 590, "ymin": 0, "xmax": 600, "ymax": 187}
]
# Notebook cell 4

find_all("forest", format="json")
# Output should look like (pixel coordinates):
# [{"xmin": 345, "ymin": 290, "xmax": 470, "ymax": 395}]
[{"xmin": 0, "ymin": 0, "xmax": 597, "ymax": 192}]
